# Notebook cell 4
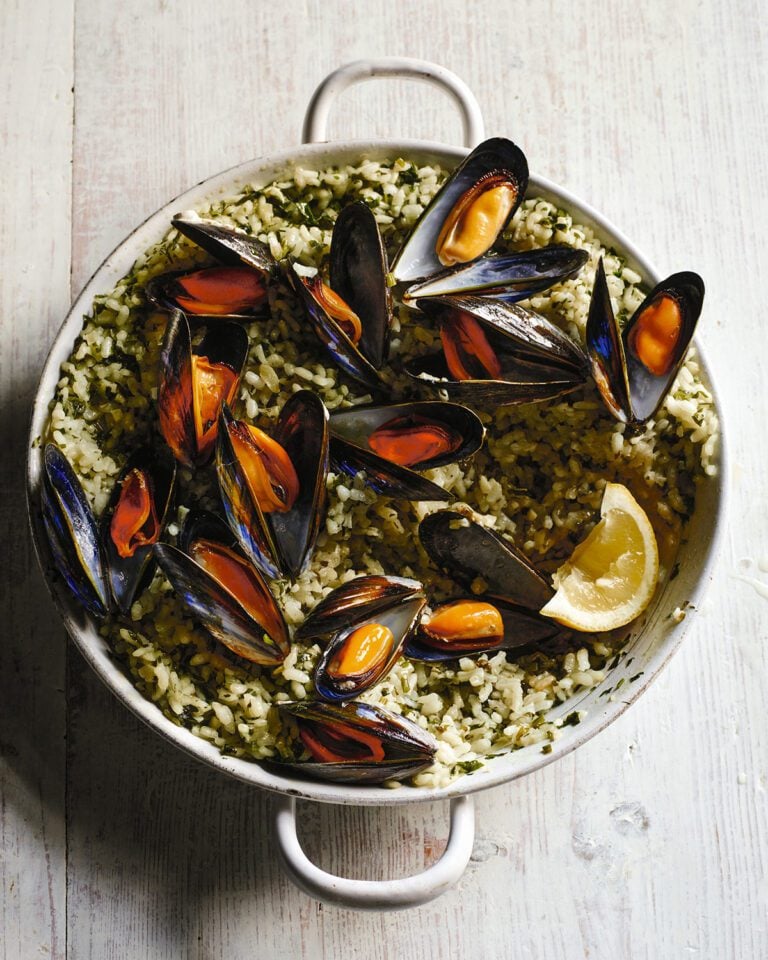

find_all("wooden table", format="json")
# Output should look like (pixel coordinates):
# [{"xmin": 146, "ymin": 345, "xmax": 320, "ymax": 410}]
[{"xmin": 2, "ymin": 1, "xmax": 766, "ymax": 955}]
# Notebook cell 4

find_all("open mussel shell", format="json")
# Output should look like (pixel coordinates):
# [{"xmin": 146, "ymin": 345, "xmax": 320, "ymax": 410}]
[
  {"xmin": 419, "ymin": 510, "xmax": 554, "ymax": 610},
  {"xmin": 101, "ymin": 446, "xmax": 176, "ymax": 615},
  {"xmin": 586, "ymin": 261, "xmax": 705, "ymax": 424},
  {"xmin": 404, "ymin": 245, "xmax": 589, "ymax": 303},
  {"xmin": 155, "ymin": 510, "xmax": 290, "ymax": 665},
  {"xmin": 405, "ymin": 295, "xmax": 588, "ymax": 407},
  {"xmin": 268, "ymin": 390, "xmax": 329, "ymax": 578},
  {"xmin": 330, "ymin": 434, "xmax": 452, "ymax": 501},
  {"xmin": 216, "ymin": 391, "xmax": 329, "ymax": 580},
  {"xmin": 391, "ymin": 137, "xmax": 529, "ymax": 284},
  {"xmin": 146, "ymin": 265, "xmax": 269, "ymax": 319},
  {"xmin": 278, "ymin": 700, "xmax": 436, "ymax": 784},
  {"xmin": 329, "ymin": 400, "xmax": 485, "ymax": 472},
  {"xmin": 329, "ymin": 201, "xmax": 392, "ymax": 369},
  {"xmin": 314, "ymin": 595, "xmax": 426, "ymax": 701},
  {"xmin": 41, "ymin": 443, "xmax": 110, "ymax": 618},
  {"xmin": 585, "ymin": 259, "xmax": 631, "ymax": 422},
  {"xmin": 404, "ymin": 597, "xmax": 566, "ymax": 662},
  {"xmin": 171, "ymin": 215, "xmax": 279, "ymax": 277},
  {"xmin": 624, "ymin": 271, "xmax": 705, "ymax": 423},
  {"xmin": 284, "ymin": 263, "xmax": 386, "ymax": 393},
  {"xmin": 158, "ymin": 310, "xmax": 248, "ymax": 467},
  {"xmin": 295, "ymin": 575, "xmax": 424, "ymax": 643}
]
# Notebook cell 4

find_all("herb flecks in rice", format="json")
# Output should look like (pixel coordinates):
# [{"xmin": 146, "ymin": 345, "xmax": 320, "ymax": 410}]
[{"xmin": 48, "ymin": 158, "xmax": 719, "ymax": 787}]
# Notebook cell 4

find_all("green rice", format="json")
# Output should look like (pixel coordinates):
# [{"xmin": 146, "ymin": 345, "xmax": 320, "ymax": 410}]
[{"xmin": 46, "ymin": 157, "xmax": 718, "ymax": 788}]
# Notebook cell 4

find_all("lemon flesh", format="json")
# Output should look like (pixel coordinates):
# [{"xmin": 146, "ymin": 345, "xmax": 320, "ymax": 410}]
[{"xmin": 540, "ymin": 483, "xmax": 659, "ymax": 632}]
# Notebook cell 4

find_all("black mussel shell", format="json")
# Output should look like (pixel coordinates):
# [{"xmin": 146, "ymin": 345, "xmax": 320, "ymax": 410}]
[
  {"xmin": 278, "ymin": 700, "xmax": 436, "ymax": 784},
  {"xmin": 155, "ymin": 510, "xmax": 290, "ymax": 665},
  {"xmin": 295, "ymin": 575, "xmax": 425, "ymax": 643},
  {"xmin": 268, "ymin": 390, "xmax": 329, "ymax": 579},
  {"xmin": 329, "ymin": 201, "xmax": 392, "ymax": 369},
  {"xmin": 391, "ymin": 137, "xmax": 529, "ymax": 284},
  {"xmin": 585, "ymin": 259, "xmax": 632, "ymax": 422},
  {"xmin": 624, "ymin": 271, "xmax": 705, "ymax": 423},
  {"xmin": 216, "ymin": 392, "xmax": 329, "ymax": 580},
  {"xmin": 419, "ymin": 510, "xmax": 554, "ymax": 610},
  {"xmin": 41, "ymin": 444, "xmax": 110, "ymax": 618},
  {"xmin": 404, "ymin": 597, "xmax": 566, "ymax": 662},
  {"xmin": 405, "ymin": 295, "xmax": 588, "ymax": 407},
  {"xmin": 146, "ymin": 265, "xmax": 269, "ymax": 319},
  {"xmin": 171, "ymin": 215, "xmax": 279, "ymax": 276},
  {"xmin": 404, "ymin": 245, "xmax": 589, "ymax": 303},
  {"xmin": 586, "ymin": 260, "xmax": 705, "ymax": 424},
  {"xmin": 424, "ymin": 296, "xmax": 589, "ymax": 374},
  {"xmin": 102, "ymin": 446, "xmax": 176, "ymax": 615},
  {"xmin": 330, "ymin": 434, "xmax": 451, "ymax": 502},
  {"xmin": 314, "ymin": 595, "xmax": 426, "ymax": 701},
  {"xmin": 405, "ymin": 351, "xmax": 581, "ymax": 407},
  {"xmin": 329, "ymin": 400, "xmax": 485, "ymax": 472},
  {"xmin": 216, "ymin": 404, "xmax": 281, "ymax": 580},
  {"xmin": 158, "ymin": 310, "xmax": 248, "ymax": 467},
  {"xmin": 285, "ymin": 263, "xmax": 386, "ymax": 393}
]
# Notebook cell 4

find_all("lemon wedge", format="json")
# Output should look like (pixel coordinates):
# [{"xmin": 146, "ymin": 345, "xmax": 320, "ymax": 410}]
[{"xmin": 540, "ymin": 482, "xmax": 659, "ymax": 632}]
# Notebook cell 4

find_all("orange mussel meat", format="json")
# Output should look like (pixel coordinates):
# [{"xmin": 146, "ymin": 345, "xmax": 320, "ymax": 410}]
[
  {"xmin": 627, "ymin": 293, "xmax": 682, "ymax": 377},
  {"xmin": 308, "ymin": 277, "xmax": 362, "ymax": 344},
  {"xmin": 190, "ymin": 355, "xmax": 240, "ymax": 460},
  {"xmin": 299, "ymin": 720, "xmax": 386, "ymax": 764},
  {"xmin": 189, "ymin": 537, "xmax": 286, "ymax": 646},
  {"xmin": 327, "ymin": 622, "xmax": 394, "ymax": 680},
  {"xmin": 227, "ymin": 421, "xmax": 299, "ymax": 514},
  {"xmin": 368, "ymin": 414, "xmax": 462, "ymax": 468},
  {"xmin": 421, "ymin": 600, "xmax": 504, "ymax": 651},
  {"xmin": 172, "ymin": 266, "xmax": 267, "ymax": 316},
  {"xmin": 435, "ymin": 173, "xmax": 518, "ymax": 268},
  {"xmin": 440, "ymin": 311, "xmax": 502, "ymax": 381},
  {"xmin": 109, "ymin": 467, "xmax": 160, "ymax": 559}
]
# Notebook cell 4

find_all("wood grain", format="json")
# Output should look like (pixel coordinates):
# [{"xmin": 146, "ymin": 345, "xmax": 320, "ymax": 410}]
[
  {"xmin": 0, "ymin": 2, "xmax": 73, "ymax": 958},
  {"xmin": 2, "ymin": 0, "xmax": 766, "ymax": 956}
]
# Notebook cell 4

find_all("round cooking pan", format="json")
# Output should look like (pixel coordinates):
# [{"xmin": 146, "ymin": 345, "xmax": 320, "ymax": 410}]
[{"xmin": 26, "ymin": 58, "xmax": 726, "ymax": 910}]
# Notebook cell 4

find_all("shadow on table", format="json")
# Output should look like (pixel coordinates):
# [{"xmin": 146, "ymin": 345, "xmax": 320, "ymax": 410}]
[{"xmin": 0, "ymin": 367, "xmax": 67, "ymax": 853}]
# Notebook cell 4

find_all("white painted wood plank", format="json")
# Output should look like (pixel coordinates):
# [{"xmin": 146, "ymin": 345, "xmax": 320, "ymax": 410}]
[
  {"xmin": 0, "ymin": 1, "xmax": 73, "ymax": 958},
  {"xmin": 7, "ymin": 0, "xmax": 764, "ymax": 956}
]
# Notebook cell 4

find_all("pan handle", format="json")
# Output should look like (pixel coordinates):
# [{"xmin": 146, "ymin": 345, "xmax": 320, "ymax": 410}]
[
  {"xmin": 273, "ymin": 793, "xmax": 475, "ymax": 910},
  {"xmin": 302, "ymin": 58, "xmax": 485, "ymax": 148}
]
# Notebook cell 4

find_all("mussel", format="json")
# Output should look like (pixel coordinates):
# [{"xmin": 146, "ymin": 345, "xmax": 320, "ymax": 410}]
[
  {"xmin": 419, "ymin": 509, "xmax": 553, "ymax": 608},
  {"xmin": 392, "ymin": 137, "xmax": 529, "ymax": 284},
  {"xmin": 406, "ymin": 509, "xmax": 566, "ymax": 661},
  {"xmin": 102, "ymin": 446, "xmax": 176, "ymax": 614},
  {"xmin": 295, "ymin": 575, "xmax": 424, "ymax": 642},
  {"xmin": 157, "ymin": 310, "xmax": 248, "ymax": 467},
  {"xmin": 154, "ymin": 510, "xmax": 290, "ymax": 665},
  {"xmin": 403, "ymin": 245, "xmax": 589, "ymax": 304},
  {"xmin": 404, "ymin": 596, "xmax": 565, "ymax": 662},
  {"xmin": 328, "ymin": 400, "xmax": 484, "ymax": 501},
  {"xmin": 41, "ymin": 444, "xmax": 111, "ymax": 618},
  {"xmin": 146, "ymin": 265, "xmax": 268, "ymax": 318},
  {"xmin": 278, "ymin": 700, "xmax": 436, "ymax": 784},
  {"xmin": 329, "ymin": 201, "xmax": 392, "ymax": 369},
  {"xmin": 586, "ymin": 259, "xmax": 705, "ymax": 424},
  {"xmin": 301, "ymin": 575, "xmax": 426, "ymax": 701},
  {"xmin": 41, "ymin": 443, "xmax": 176, "ymax": 618},
  {"xmin": 171, "ymin": 215, "xmax": 279, "ymax": 277},
  {"xmin": 285, "ymin": 201, "xmax": 392, "ymax": 392},
  {"xmin": 216, "ymin": 390, "xmax": 329, "ymax": 580},
  {"xmin": 405, "ymin": 295, "xmax": 589, "ymax": 407}
]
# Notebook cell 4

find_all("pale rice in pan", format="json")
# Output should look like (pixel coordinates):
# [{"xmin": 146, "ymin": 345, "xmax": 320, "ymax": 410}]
[{"xmin": 43, "ymin": 155, "xmax": 718, "ymax": 788}]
